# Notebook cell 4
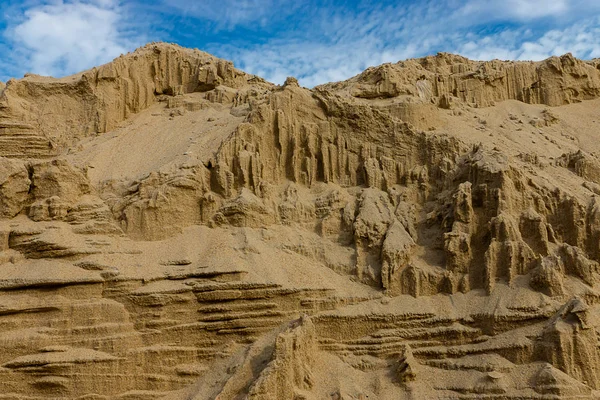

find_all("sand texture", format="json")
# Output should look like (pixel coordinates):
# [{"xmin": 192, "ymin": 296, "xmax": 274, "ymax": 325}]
[{"xmin": 0, "ymin": 43, "xmax": 600, "ymax": 398}]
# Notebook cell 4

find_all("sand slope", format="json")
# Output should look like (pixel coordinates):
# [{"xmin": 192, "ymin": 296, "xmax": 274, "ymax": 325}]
[{"xmin": 0, "ymin": 43, "xmax": 599, "ymax": 399}]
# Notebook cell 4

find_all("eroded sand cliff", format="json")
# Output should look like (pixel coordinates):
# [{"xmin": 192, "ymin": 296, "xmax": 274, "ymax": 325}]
[{"xmin": 0, "ymin": 42, "xmax": 600, "ymax": 399}]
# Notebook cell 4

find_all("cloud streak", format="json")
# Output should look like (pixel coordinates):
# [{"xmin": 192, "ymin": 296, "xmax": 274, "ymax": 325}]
[
  {"xmin": 164, "ymin": 0, "xmax": 299, "ymax": 30},
  {"xmin": 217, "ymin": 0, "xmax": 600, "ymax": 86},
  {"xmin": 1, "ymin": 0, "xmax": 599, "ymax": 86}
]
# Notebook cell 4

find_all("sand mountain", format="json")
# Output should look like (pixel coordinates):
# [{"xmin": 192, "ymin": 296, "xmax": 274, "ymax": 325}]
[{"xmin": 1, "ymin": 42, "xmax": 600, "ymax": 399}]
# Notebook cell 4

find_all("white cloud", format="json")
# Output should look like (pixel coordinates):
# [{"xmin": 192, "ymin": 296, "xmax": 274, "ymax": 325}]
[
  {"xmin": 452, "ymin": 0, "xmax": 600, "ymax": 25},
  {"xmin": 453, "ymin": 17, "xmax": 600, "ymax": 62},
  {"xmin": 455, "ymin": 0, "xmax": 569, "ymax": 22},
  {"xmin": 165, "ymin": 0, "xmax": 298, "ymax": 29},
  {"xmin": 503, "ymin": 0, "xmax": 568, "ymax": 19},
  {"xmin": 218, "ymin": 1, "xmax": 600, "ymax": 87},
  {"xmin": 517, "ymin": 22, "xmax": 600, "ymax": 60},
  {"xmin": 2, "ymin": 0, "xmax": 600, "ymax": 86},
  {"xmin": 219, "ymin": 3, "xmax": 438, "ymax": 86},
  {"xmin": 5, "ymin": 0, "xmax": 144, "ymax": 78}
]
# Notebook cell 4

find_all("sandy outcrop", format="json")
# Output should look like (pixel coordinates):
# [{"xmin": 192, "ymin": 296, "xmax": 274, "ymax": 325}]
[
  {"xmin": 0, "ymin": 158, "xmax": 30, "ymax": 217},
  {"xmin": 2, "ymin": 44, "xmax": 600, "ymax": 398},
  {"xmin": 0, "ymin": 43, "xmax": 271, "ymax": 158},
  {"xmin": 245, "ymin": 316, "xmax": 317, "ymax": 399},
  {"xmin": 322, "ymin": 53, "xmax": 600, "ymax": 107},
  {"xmin": 535, "ymin": 298, "xmax": 600, "ymax": 389}
]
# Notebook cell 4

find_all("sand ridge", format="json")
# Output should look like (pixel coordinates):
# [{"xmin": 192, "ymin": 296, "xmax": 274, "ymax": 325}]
[{"xmin": 0, "ymin": 44, "xmax": 599, "ymax": 398}]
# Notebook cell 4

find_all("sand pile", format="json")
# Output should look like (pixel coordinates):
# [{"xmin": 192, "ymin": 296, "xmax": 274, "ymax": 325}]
[{"xmin": 0, "ymin": 42, "xmax": 599, "ymax": 399}]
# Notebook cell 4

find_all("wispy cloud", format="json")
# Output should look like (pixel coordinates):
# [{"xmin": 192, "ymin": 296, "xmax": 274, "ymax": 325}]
[
  {"xmin": 216, "ymin": 0, "xmax": 600, "ymax": 86},
  {"xmin": 454, "ymin": 0, "xmax": 570, "ymax": 22},
  {"xmin": 1, "ymin": 0, "xmax": 144, "ymax": 79},
  {"xmin": 163, "ymin": 0, "xmax": 299, "ymax": 30},
  {"xmin": 1, "ymin": 0, "xmax": 599, "ymax": 86}
]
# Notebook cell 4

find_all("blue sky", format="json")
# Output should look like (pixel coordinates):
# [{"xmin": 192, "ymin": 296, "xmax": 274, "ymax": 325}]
[{"xmin": 1, "ymin": 0, "xmax": 600, "ymax": 87}]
